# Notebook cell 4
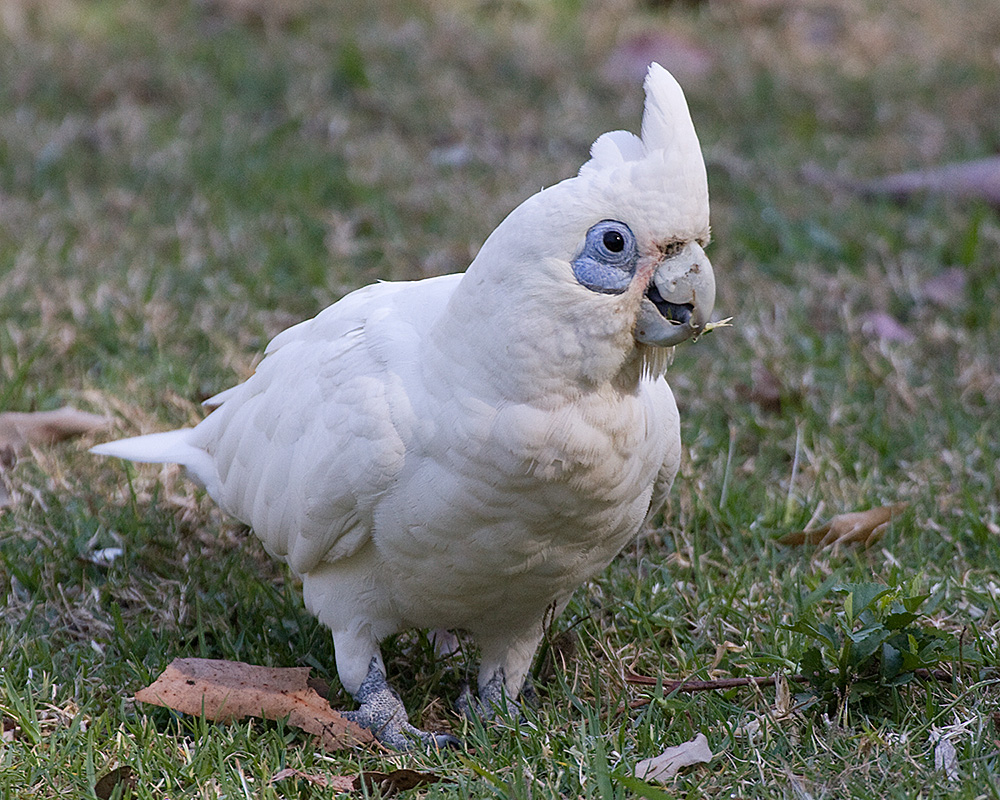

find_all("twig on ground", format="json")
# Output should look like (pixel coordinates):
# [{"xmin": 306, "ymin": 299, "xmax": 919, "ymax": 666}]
[{"xmin": 624, "ymin": 669, "xmax": 954, "ymax": 709}]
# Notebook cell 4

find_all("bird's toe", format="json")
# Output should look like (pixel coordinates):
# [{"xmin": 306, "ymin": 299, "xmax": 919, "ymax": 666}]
[
  {"xmin": 344, "ymin": 657, "xmax": 457, "ymax": 750},
  {"xmin": 343, "ymin": 706, "xmax": 458, "ymax": 751},
  {"xmin": 429, "ymin": 731, "xmax": 463, "ymax": 750}
]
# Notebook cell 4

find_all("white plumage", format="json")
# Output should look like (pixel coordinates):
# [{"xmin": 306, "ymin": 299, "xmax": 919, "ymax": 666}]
[{"xmin": 93, "ymin": 63, "xmax": 716, "ymax": 747}]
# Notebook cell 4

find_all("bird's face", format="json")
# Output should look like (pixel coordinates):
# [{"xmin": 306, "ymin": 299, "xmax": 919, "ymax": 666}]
[
  {"xmin": 443, "ymin": 63, "xmax": 717, "ymax": 390},
  {"xmin": 569, "ymin": 217, "xmax": 715, "ymax": 348}
]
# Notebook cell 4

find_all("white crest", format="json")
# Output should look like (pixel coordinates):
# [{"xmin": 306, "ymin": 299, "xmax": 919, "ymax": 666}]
[{"xmin": 577, "ymin": 63, "xmax": 709, "ymax": 240}]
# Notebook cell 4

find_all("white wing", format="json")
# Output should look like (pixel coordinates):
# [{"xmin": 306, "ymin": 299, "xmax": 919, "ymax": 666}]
[{"xmin": 189, "ymin": 274, "xmax": 462, "ymax": 575}]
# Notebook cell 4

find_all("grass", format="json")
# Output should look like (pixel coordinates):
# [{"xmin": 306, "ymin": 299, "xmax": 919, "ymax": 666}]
[{"xmin": 2, "ymin": 0, "xmax": 1000, "ymax": 796}]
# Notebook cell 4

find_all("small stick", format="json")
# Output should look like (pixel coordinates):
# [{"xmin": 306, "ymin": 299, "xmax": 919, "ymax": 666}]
[{"xmin": 624, "ymin": 669, "xmax": 954, "ymax": 709}]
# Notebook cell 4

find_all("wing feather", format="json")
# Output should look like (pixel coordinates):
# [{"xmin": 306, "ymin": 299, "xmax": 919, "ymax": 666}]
[{"xmin": 189, "ymin": 274, "xmax": 462, "ymax": 575}]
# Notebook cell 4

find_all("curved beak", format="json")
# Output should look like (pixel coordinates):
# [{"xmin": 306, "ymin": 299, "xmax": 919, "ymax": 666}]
[{"xmin": 634, "ymin": 241, "xmax": 715, "ymax": 347}]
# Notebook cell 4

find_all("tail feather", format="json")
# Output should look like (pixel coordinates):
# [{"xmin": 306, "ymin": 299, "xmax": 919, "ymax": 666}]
[{"xmin": 91, "ymin": 429, "xmax": 218, "ymax": 494}]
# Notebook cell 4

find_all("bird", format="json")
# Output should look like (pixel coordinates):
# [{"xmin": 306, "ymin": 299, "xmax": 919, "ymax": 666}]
[{"xmin": 92, "ymin": 63, "xmax": 716, "ymax": 749}]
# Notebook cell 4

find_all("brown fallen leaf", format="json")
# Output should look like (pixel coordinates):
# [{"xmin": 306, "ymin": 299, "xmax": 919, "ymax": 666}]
[
  {"xmin": 0, "ymin": 407, "xmax": 110, "ymax": 451},
  {"xmin": 0, "ymin": 407, "xmax": 110, "ymax": 508},
  {"xmin": 94, "ymin": 766, "xmax": 136, "ymax": 800},
  {"xmin": 803, "ymin": 157, "xmax": 1000, "ymax": 207},
  {"xmin": 780, "ymin": 503, "xmax": 908, "ymax": 548},
  {"xmin": 134, "ymin": 658, "xmax": 373, "ymax": 751},
  {"xmin": 860, "ymin": 311, "xmax": 915, "ymax": 344},
  {"xmin": 271, "ymin": 768, "xmax": 355, "ymax": 791},
  {"xmin": 356, "ymin": 769, "xmax": 455, "ymax": 796},
  {"xmin": 634, "ymin": 733, "xmax": 714, "ymax": 782},
  {"xmin": 270, "ymin": 767, "xmax": 452, "ymax": 796}
]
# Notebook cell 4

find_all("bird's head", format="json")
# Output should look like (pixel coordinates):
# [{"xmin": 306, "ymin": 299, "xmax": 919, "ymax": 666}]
[{"xmin": 445, "ymin": 63, "xmax": 716, "ymax": 392}]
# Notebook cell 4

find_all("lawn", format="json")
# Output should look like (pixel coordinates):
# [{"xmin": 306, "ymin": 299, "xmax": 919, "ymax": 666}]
[{"xmin": 1, "ymin": 0, "xmax": 999, "ymax": 797}]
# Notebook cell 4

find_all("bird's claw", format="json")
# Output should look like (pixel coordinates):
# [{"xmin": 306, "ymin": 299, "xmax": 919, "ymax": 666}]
[
  {"xmin": 342, "ymin": 707, "xmax": 459, "ymax": 751},
  {"xmin": 344, "ymin": 658, "xmax": 458, "ymax": 750}
]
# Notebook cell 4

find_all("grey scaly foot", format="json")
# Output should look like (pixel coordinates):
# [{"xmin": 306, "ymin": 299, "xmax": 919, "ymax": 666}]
[
  {"xmin": 456, "ymin": 668, "xmax": 512, "ymax": 721},
  {"xmin": 520, "ymin": 677, "xmax": 538, "ymax": 706},
  {"xmin": 341, "ymin": 658, "xmax": 459, "ymax": 750}
]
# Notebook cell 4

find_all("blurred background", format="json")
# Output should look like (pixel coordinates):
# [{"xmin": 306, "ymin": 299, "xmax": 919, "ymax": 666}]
[{"xmin": 1, "ymin": 1, "xmax": 999, "ymax": 794}]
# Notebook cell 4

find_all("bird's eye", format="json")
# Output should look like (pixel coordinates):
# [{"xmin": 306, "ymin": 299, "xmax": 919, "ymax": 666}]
[
  {"xmin": 603, "ymin": 231, "xmax": 625, "ymax": 253},
  {"xmin": 571, "ymin": 219, "xmax": 639, "ymax": 295}
]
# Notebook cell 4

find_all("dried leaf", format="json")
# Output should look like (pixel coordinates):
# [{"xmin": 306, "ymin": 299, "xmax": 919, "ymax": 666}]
[
  {"xmin": 269, "ymin": 766, "xmax": 452, "ymax": 796},
  {"xmin": 271, "ymin": 768, "xmax": 355, "ymax": 791},
  {"xmin": 134, "ymin": 658, "xmax": 373, "ymax": 751},
  {"xmin": 860, "ymin": 311, "xmax": 915, "ymax": 344},
  {"xmin": 773, "ymin": 671, "xmax": 792, "ymax": 718},
  {"xmin": 734, "ymin": 672, "xmax": 799, "ymax": 740},
  {"xmin": 933, "ymin": 735, "xmax": 959, "ymax": 782},
  {"xmin": 94, "ymin": 766, "xmax": 136, "ymax": 800},
  {"xmin": 781, "ymin": 503, "xmax": 908, "ymax": 548},
  {"xmin": 0, "ymin": 407, "xmax": 110, "ymax": 451},
  {"xmin": 634, "ymin": 733, "xmax": 713, "ymax": 782},
  {"xmin": 355, "ymin": 769, "xmax": 454, "ymax": 796},
  {"xmin": 921, "ymin": 268, "xmax": 967, "ymax": 308},
  {"xmin": 804, "ymin": 157, "xmax": 1000, "ymax": 207}
]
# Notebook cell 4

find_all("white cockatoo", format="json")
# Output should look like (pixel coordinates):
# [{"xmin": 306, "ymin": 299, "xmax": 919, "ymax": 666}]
[{"xmin": 93, "ymin": 63, "xmax": 716, "ymax": 748}]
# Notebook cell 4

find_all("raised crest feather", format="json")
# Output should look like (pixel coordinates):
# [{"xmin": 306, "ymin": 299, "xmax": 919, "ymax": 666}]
[
  {"xmin": 640, "ymin": 63, "xmax": 702, "ymax": 157},
  {"xmin": 575, "ymin": 63, "xmax": 709, "ymax": 238}
]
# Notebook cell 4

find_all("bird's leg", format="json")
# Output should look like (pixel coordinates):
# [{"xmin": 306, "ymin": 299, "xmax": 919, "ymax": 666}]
[
  {"xmin": 341, "ymin": 657, "xmax": 459, "ymax": 750},
  {"xmin": 456, "ymin": 667, "xmax": 508, "ymax": 721},
  {"xmin": 457, "ymin": 667, "xmax": 538, "ymax": 721},
  {"xmin": 520, "ymin": 677, "xmax": 538, "ymax": 706},
  {"xmin": 459, "ymin": 623, "xmax": 545, "ymax": 721}
]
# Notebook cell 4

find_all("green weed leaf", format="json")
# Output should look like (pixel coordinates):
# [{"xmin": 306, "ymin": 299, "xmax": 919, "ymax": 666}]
[{"xmin": 840, "ymin": 583, "xmax": 894, "ymax": 623}]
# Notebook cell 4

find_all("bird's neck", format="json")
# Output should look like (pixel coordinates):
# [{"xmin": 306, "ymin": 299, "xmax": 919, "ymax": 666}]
[{"xmin": 429, "ymin": 274, "xmax": 647, "ymax": 407}]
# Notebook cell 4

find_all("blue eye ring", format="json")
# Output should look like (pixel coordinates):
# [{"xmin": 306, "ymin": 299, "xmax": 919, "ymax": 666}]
[{"xmin": 572, "ymin": 220, "xmax": 638, "ymax": 295}]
